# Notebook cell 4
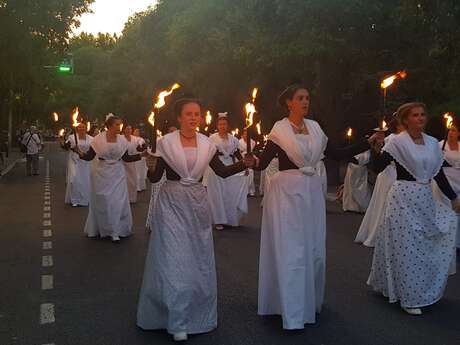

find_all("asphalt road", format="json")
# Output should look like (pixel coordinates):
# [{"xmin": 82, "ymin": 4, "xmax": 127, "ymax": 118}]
[{"xmin": 0, "ymin": 143, "xmax": 459, "ymax": 345}]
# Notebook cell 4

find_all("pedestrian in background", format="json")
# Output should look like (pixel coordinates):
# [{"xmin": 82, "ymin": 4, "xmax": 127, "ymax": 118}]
[{"xmin": 21, "ymin": 126, "xmax": 42, "ymax": 176}]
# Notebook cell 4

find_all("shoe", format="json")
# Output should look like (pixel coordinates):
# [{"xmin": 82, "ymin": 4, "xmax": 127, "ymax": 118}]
[
  {"xmin": 111, "ymin": 235, "xmax": 120, "ymax": 242},
  {"xmin": 402, "ymin": 307, "xmax": 422, "ymax": 315},
  {"xmin": 215, "ymin": 225, "xmax": 224, "ymax": 230},
  {"xmin": 173, "ymin": 332, "xmax": 187, "ymax": 341},
  {"xmin": 249, "ymin": 193, "xmax": 256, "ymax": 197},
  {"xmin": 72, "ymin": 203, "xmax": 78, "ymax": 207}
]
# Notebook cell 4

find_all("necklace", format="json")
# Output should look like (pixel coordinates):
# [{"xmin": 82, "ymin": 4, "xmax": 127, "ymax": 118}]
[
  {"xmin": 289, "ymin": 119, "xmax": 307, "ymax": 134},
  {"xmin": 180, "ymin": 131, "xmax": 196, "ymax": 140}
]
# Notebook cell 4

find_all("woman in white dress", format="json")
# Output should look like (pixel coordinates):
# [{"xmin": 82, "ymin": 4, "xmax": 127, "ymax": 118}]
[
  {"xmin": 342, "ymin": 150, "xmax": 372, "ymax": 213},
  {"xmin": 434, "ymin": 125, "xmax": 460, "ymax": 248},
  {"xmin": 137, "ymin": 99, "xmax": 253, "ymax": 341},
  {"xmin": 77, "ymin": 114, "xmax": 142, "ymax": 242},
  {"xmin": 255, "ymin": 83, "xmax": 381, "ymax": 329},
  {"xmin": 122, "ymin": 124, "xmax": 141, "ymax": 203},
  {"xmin": 355, "ymin": 119, "xmax": 404, "ymax": 246},
  {"xmin": 367, "ymin": 102, "xmax": 460, "ymax": 315},
  {"xmin": 205, "ymin": 114, "xmax": 249, "ymax": 230},
  {"xmin": 62, "ymin": 123, "xmax": 93, "ymax": 207},
  {"xmin": 133, "ymin": 128, "xmax": 148, "ymax": 192},
  {"xmin": 239, "ymin": 128, "xmax": 256, "ymax": 196}
]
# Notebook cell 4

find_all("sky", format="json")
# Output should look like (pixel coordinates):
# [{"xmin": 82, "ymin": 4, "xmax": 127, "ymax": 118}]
[{"xmin": 73, "ymin": 0, "xmax": 157, "ymax": 36}]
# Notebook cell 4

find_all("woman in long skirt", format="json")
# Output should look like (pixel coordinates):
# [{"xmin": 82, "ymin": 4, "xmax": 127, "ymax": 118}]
[
  {"xmin": 342, "ymin": 150, "xmax": 372, "ymax": 213},
  {"xmin": 205, "ymin": 114, "xmax": 249, "ymax": 230},
  {"xmin": 62, "ymin": 123, "xmax": 93, "ymax": 207},
  {"xmin": 367, "ymin": 102, "xmax": 460, "ymax": 315},
  {"xmin": 254, "ymin": 83, "xmax": 381, "ymax": 329},
  {"xmin": 133, "ymin": 128, "xmax": 148, "ymax": 192},
  {"xmin": 137, "ymin": 99, "xmax": 253, "ymax": 341},
  {"xmin": 78, "ymin": 114, "xmax": 142, "ymax": 242},
  {"xmin": 239, "ymin": 128, "xmax": 256, "ymax": 196},
  {"xmin": 435, "ymin": 125, "xmax": 460, "ymax": 248},
  {"xmin": 355, "ymin": 119, "xmax": 403, "ymax": 246},
  {"xmin": 122, "ymin": 124, "xmax": 141, "ymax": 203}
]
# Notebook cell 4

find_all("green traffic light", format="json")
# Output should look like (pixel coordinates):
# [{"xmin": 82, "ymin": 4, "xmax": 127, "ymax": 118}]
[{"xmin": 58, "ymin": 65, "xmax": 72, "ymax": 73}]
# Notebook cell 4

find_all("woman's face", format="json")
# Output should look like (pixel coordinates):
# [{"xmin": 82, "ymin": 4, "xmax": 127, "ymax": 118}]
[
  {"xmin": 133, "ymin": 128, "xmax": 140, "ymax": 137},
  {"xmin": 76, "ymin": 123, "xmax": 86, "ymax": 135},
  {"xmin": 217, "ymin": 118, "xmax": 229, "ymax": 134},
  {"xmin": 286, "ymin": 88, "xmax": 310, "ymax": 116},
  {"xmin": 108, "ymin": 119, "xmax": 123, "ymax": 134},
  {"xmin": 404, "ymin": 106, "xmax": 426, "ymax": 131},
  {"xmin": 178, "ymin": 103, "xmax": 202, "ymax": 132},
  {"xmin": 123, "ymin": 125, "xmax": 132, "ymax": 136},
  {"xmin": 242, "ymin": 129, "xmax": 248, "ymax": 141},
  {"xmin": 448, "ymin": 127, "xmax": 459, "ymax": 141}
]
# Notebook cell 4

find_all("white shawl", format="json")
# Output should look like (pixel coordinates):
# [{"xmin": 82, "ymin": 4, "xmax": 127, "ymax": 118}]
[
  {"xmin": 440, "ymin": 140, "xmax": 460, "ymax": 169},
  {"xmin": 209, "ymin": 133, "xmax": 239, "ymax": 159},
  {"xmin": 383, "ymin": 131, "xmax": 443, "ymax": 184},
  {"xmin": 268, "ymin": 117, "xmax": 328, "ymax": 175},
  {"xmin": 91, "ymin": 132, "xmax": 129, "ymax": 162},
  {"xmin": 157, "ymin": 131, "xmax": 217, "ymax": 186}
]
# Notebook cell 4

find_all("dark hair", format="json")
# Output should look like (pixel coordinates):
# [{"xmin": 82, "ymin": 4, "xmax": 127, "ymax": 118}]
[
  {"xmin": 387, "ymin": 118, "xmax": 400, "ymax": 134},
  {"xmin": 105, "ymin": 115, "xmax": 121, "ymax": 128},
  {"xmin": 174, "ymin": 98, "xmax": 202, "ymax": 118},
  {"xmin": 278, "ymin": 83, "xmax": 310, "ymax": 108}
]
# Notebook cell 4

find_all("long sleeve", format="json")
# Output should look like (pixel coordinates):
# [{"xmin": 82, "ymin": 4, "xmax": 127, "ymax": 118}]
[
  {"xmin": 255, "ymin": 140, "xmax": 281, "ymax": 171},
  {"xmin": 370, "ymin": 150, "xmax": 393, "ymax": 174},
  {"xmin": 121, "ymin": 151, "xmax": 141, "ymax": 162},
  {"xmin": 209, "ymin": 153, "xmax": 246, "ymax": 178},
  {"xmin": 434, "ymin": 169, "xmax": 457, "ymax": 200},
  {"xmin": 147, "ymin": 157, "xmax": 167, "ymax": 183},
  {"xmin": 324, "ymin": 139, "xmax": 370, "ymax": 161},
  {"xmin": 79, "ymin": 146, "xmax": 97, "ymax": 161}
]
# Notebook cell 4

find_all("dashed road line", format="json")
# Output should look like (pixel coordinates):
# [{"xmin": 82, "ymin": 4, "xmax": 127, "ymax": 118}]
[
  {"xmin": 42, "ymin": 255, "xmax": 53, "ymax": 267},
  {"xmin": 43, "ymin": 230, "xmax": 52, "ymax": 238},
  {"xmin": 41, "ymin": 275, "xmax": 54, "ymax": 290},
  {"xmin": 40, "ymin": 303, "xmax": 55, "ymax": 324},
  {"xmin": 43, "ymin": 241, "xmax": 53, "ymax": 250}
]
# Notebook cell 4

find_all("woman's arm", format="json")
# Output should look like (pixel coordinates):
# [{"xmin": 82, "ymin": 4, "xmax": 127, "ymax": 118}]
[
  {"xmin": 324, "ymin": 139, "xmax": 371, "ymax": 161},
  {"xmin": 369, "ymin": 150, "xmax": 393, "ymax": 174},
  {"xmin": 253, "ymin": 140, "xmax": 279, "ymax": 171},
  {"xmin": 79, "ymin": 146, "xmax": 97, "ymax": 161},
  {"xmin": 434, "ymin": 168, "xmax": 457, "ymax": 200},
  {"xmin": 121, "ymin": 151, "xmax": 141, "ymax": 162},
  {"xmin": 209, "ymin": 153, "xmax": 246, "ymax": 178},
  {"xmin": 146, "ymin": 157, "xmax": 167, "ymax": 183}
]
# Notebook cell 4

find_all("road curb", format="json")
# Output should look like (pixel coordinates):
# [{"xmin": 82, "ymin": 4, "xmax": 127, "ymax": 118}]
[{"xmin": 0, "ymin": 156, "xmax": 22, "ymax": 177}]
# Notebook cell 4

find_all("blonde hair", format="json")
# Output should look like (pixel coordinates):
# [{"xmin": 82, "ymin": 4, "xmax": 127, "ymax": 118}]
[{"xmin": 396, "ymin": 102, "xmax": 427, "ymax": 127}]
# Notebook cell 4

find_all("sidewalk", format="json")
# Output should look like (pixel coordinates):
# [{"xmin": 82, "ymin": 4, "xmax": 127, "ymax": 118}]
[{"xmin": 0, "ymin": 147, "xmax": 24, "ymax": 177}]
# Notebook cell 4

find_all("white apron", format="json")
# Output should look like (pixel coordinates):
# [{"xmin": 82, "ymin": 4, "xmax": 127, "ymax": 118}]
[
  {"xmin": 205, "ymin": 133, "xmax": 249, "ymax": 226},
  {"xmin": 84, "ymin": 133, "xmax": 133, "ymax": 238},
  {"xmin": 123, "ymin": 136, "xmax": 139, "ymax": 203},
  {"xmin": 355, "ymin": 134, "xmax": 397, "ymax": 246},
  {"xmin": 64, "ymin": 135, "xmax": 93, "ymax": 206},
  {"xmin": 258, "ymin": 118, "xmax": 328, "ymax": 329},
  {"xmin": 239, "ymin": 138, "xmax": 256, "ymax": 195},
  {"xmin": 342, "ymin": 150, "xmax": 372, "ymax": 213},
  {"xmin": 137, "ymin": 132, "xmax": 219, "ymax": 334},
  {"xmin": 367, "ymin": 132, "xmax": 457, "ymax": 308},
  {"xmin": 433, "ymin": 140, "xmax": 460, "ymax": 248}
]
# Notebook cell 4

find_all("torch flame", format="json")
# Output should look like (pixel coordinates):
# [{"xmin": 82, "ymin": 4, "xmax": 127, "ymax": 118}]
[
  {"xmin": 154, "ymin": 83, "xmax": 181, "ymax": 109},
  {"xmin": 263, "ymin": 134, "xmax": 268, "ymax": 142},
  {"xmin": 53, "ymin": 112, "xmax": 59, "ymax": 122},
  {"xmin": 444, "ymin": 113, "xmax": 454, "ymax": 129},
  {"xmin": 382, "ymin": 120, "xmax": 387, "ymax": 130},
  {"xmin": 204, "ymin": 126, "xmax": 209, "ymax": 132},
  {"xmin": 245, "ymin": 87, "xmax": 258, "ymax": 128},
  {"xmin": 205, "ymin": 111, "xmax": 212, "ymax": 125},
  {"xmin": 251, "ymin": 88, "xmax": 258, "ymax": 102},
  {"xmin": 148, "ymin": 111, "xmax": 155, "ymax": 128},
  {"xmin": 256, "ymin": 122, "xmax": 262, "ymax": 135},
  {"xmin": 87, "ymin": 121, "xmax": 91, "ymax": 132},
  {"xmin": 157, "ymin": 129, "xmax": 163, "ymax": 137},
  {"xmin": 71, "ymin": 107, "xmax": 80, "ymax": 128},
  {"xmin": 59, "ymin": 129, "xmax": 65, "ymax": 137},
  {"xmin": 346, "ymin": 128, "xmax": 353, "ymax": 138},
  {"xmin": 196, "ymin": 127, "xmax": 200, "ymax": 132},
  {"xmin": 381, "ymin": 71, "xmax": 407, "ymax": 89}
]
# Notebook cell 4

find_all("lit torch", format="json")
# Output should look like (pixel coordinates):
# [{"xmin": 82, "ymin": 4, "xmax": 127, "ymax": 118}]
[
  {"xmin": 380, "ymin": 71, "xmax": 407, "ymax": 118},
  {"xmin": 244, "ymin": 87, "xmax": 258, "ymax": 154},
  {"xmin": 58, "ymin": 129, "xmax": 65, "ymax": 137},
  {"xmin": 346, "ymin": 127, "xmax": 353, "ymax": 144},
  {"xmin": 53, "ymin": 112, "xmax": 59, "ymax": 122},
  {"xmin": 87, "ymin": 121, "xmax": 91, "ymax": 132},
  {"xmin": 148, "ymin": 83, "xmax": 181, "ymax": 152},
  {"xmin": 442, "ymin": 112, "xmax": 455, "ymax": 150},
  {"xmin": 71, "ymin": 107, "xmax": 80, "ymax": 147},
  {"xmin": 205, "ymin": 111, "xmax": 212, "ymax": 135}
]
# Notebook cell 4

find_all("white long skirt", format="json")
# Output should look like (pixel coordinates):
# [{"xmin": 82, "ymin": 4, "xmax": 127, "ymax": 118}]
[
  {"xmin": 124, "ymin": 161, "xmax": 138, "ymax": 203},
  {"xmin": 342, "ymin": 163, "xmax": 371, "ymax": 213},
  {"xmin": 248, "ymin": 169, "xmax": 256, "ymax": 195},
  {"xmin": 355, "ymin": 165, "xmax": 396, "ymax": 247},
  {"xmin": 206, "ymin": 169, "xmax": 249, "ymax": 226},
  {"xmin": 64, "ymin": 156, "xmax": 91, "ymax": 206},
  {"xmin": 258, "ymin": 170, "xmax": 326, "ymax": 329},
  {"xmin": 260, "ymin": 158, "xmax": 279, "ymax": 207},
  {"xmin": 136, "ymin": 158, "xmax": 147, "ymax": 191},
  {"xmin": 137, "ymin": 181, "xmax": 217, "ymax": 334},
  {"xmin": 84, "ymin": 160, "xmax": 133, "ymax": 238},
  {"xmin": 145, "ymin": 173, "xmax": 166, "ymax": 231},
  {"xmin": 367, "ymin": 181, "xmax": 457, "ymax": 308}
]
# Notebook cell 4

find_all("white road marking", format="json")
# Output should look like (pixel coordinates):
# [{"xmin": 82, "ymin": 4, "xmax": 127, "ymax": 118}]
[
  {"xmin": 44, "ymin": 200, "xmax": 51, "ymax": 206},
  {"xmin": 42, "ymin": 220, "xmax": 51, "ymax": 226},
  {"xmin": 43, "ymin": 213, "xmax": 51, "ymax": 219},
  {"xmin": 41, "ymin": 275, "xmax": 54, "ymax": 290},
  {"xmin": 44, "ymin": 196, "xmax": 50, "ymax": 200},
  {"xmin": 44, "ymin": 192, "xmax": 51, "ymax": 196},
  {"xmin": 40, "ymin": 303, "xmax": 55, "ymax": 324},
  {"xmin": 43, "ymin": 206, "xmax": 51, "ymax": 212},
  {"xmin": 42, "ymin": 241, "xmax": 52, "ymax": 249},
  {"xmin": 42, "ymin": 256, "xmax": 53, "ymax": 267},
  {"xmin": 43, "ymin": 230, "xmax": 52, "ymax": 237}
]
